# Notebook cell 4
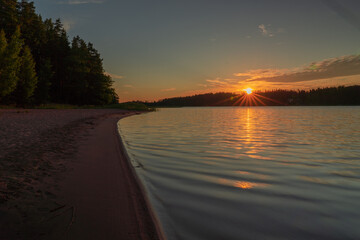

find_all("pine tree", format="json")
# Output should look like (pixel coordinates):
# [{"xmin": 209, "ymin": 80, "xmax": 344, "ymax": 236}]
[
  {"xmin": 0, "ymin": 27, "xmax": 22, "ymax": 99},
  {"xmin": 15, "ymin": 45, "xmax": 37, "ymax": 105},
  {"xmin": 17, "ymin": 0, "xmax": 46, "ymax": 68},
  {"xmin": 0, "ymin": 3, "xmax": 119, "ymax": 106},
  {"xmin": 34, "ymin": 58, "xmax": 52, "ymax": 104},
  {"xmin": 0, "ymin": 0, "xmax": 18, "ymax": 37},
  {"xmin": 46, "ymin": 19, "xmax": 70, "ymax": 102},
  {"xmin": 0, "ymin": 29, "xmax": 6, "ymax": 53},
  {"xmin": 0, "ymin": 30, "xmax": 8, "ymax": 99}
]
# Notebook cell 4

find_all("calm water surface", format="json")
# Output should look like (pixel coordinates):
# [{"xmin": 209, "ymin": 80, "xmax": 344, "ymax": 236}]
[{"xmin": 118, "ymin": 107, "xmax": 360, "ymax": 240}]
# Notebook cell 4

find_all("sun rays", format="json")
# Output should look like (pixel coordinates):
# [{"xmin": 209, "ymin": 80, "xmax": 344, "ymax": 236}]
[{"xmin": 214, "ymin": 89, "xmax": 285, "ymax": 106}]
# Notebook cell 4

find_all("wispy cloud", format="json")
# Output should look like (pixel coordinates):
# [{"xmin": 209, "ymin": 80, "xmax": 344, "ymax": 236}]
[
  {"xmin": 205, "ymin": 78, "xmax": 235, "ymax": 87},
  {"xmin": 123, "ymin": 84, "xmax": 133, "ymax": 88},
  {"xmin": 105, "ymin": 72, "xmax": 124, "ymax": 80},
  {"xmin": 258, "ymin": 24, "xmax": 274, "ymax": 37},
  {"xmin": 58, "ymin": 0, "xmax": 105, "ymax": 5},
  {"xmin": 62, "ymin": 19, "xmax": 74, "ymax": 31},
  {"xmin": 161, "ymin": 88, "xmax": 176, "ymax": 92},
  {"xmin": 234, "ymin": 55, "xmax": 360, "ymax": 83},
  {"xmin": 196, "ymin": 55, "xmax": 360, "ymax": 93}
]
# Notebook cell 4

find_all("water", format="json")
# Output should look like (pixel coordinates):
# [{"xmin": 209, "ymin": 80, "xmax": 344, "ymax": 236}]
[{"xmin": 117, "ymin": 107, "xmax": 360, "ymax": 240}]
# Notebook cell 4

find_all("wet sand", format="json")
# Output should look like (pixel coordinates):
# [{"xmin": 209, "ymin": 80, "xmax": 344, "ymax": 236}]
[{"xmin": 0, "ymin": 109, "xmax": 163, "ymax": 240}]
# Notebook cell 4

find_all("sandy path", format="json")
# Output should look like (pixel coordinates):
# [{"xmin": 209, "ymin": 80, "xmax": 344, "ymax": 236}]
[{"xmin": 57, "ymin": 113, "xmax": 163, "ymax": 240}]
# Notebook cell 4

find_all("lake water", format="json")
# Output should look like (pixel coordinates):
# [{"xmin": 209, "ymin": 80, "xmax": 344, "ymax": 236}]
[{"xmin": 117, "ymin": 107, "xmax": 360, "ymax": 240}]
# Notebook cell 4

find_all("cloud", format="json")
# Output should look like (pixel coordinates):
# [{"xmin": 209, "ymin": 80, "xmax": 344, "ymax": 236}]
[
  {"xmin": 105, "ymin": 72, "xmax": 124, "ymax": 80},
  {"xmin": 206, "ymin": 78, "xmax": 224, "ymax": 84},
  {"xmin": 123, "ymin": 84, "xmax": 133, "ymax": 88},
  {"xmin": 195, "ymin": 55, "xmax": 360, "ymax": 95},
  {"xmin": 234, "ymin": 68, "xmax": 294, "ymax": 80},
  {"xmin": 161, "ymin": 88, "xmax": 176, "ymax": 92},
  {"xmin": 202, "ymin": 78, "xmax": 240, "ymax": 91},
  {"xmin": 205, "ymin": 78, "xmax": 235, "ymax": 87},
  {"xmin": 58, "ymin": 0, "xmax": 105, "ymax": 5},
  {"xmin": 62, "ymin": 19, "xmax": 74, "ymax": 31},
  {"xmin": 258, "ymin": 24, "xmax": 274, "ymax": 37},
  {"xmin": 234, "ymin": 55, "xmax": 360, "ymax": 83}
]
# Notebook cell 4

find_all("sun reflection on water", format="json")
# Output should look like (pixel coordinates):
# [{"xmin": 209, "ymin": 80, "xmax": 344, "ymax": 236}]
[{"xmin": 218, "ymin": 178, "xmax": 269, "ymax": 189}]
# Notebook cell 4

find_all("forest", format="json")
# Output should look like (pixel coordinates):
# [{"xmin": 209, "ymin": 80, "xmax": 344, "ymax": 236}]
[
  {"xmin": 0, "ymin": 0, "xmax": 118, "ymax": 106},
  {"xmin": 148, "ymin": 85, "xmax": 360, "ymax": 107}
]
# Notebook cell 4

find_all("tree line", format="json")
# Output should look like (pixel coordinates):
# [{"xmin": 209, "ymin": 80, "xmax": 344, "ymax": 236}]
[
  {"xmin": 0, "ymin": 0, "xmax": 118, "ymax": 106},
  {"xmin": 147, "ymin": 85, "xmax": 360, "ymax": 107}
]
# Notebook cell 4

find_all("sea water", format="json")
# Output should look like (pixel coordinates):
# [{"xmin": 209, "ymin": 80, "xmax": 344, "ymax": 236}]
[{"xmin": 117, "ymin": 107, "xmax": 360, "ymax": 240}]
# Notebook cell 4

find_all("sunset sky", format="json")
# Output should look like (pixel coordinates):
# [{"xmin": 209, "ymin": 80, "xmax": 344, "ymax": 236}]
[{"xmin": 33, "ymin": 0, "xmax": 360, "ymax": 102}]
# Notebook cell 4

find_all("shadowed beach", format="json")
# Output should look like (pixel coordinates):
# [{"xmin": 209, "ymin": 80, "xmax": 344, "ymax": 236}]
[{"xmin": 0, "ymin": 109, "xmax": 163, "ymax": 240}]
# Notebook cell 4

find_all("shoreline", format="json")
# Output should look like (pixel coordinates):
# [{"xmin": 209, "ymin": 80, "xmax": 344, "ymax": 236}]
[
  {"xmin": 116, "ymin": 120, "xmax": 166, "ymax": 240},
  {"xmin": 0, "ymin": 109, "xmax": 164, "ymax": 240}
]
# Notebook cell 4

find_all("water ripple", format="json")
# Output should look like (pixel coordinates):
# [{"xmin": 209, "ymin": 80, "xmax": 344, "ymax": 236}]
[{"xmin": 118, "ymin": 107, "xmax": 360, "ymax": 240}]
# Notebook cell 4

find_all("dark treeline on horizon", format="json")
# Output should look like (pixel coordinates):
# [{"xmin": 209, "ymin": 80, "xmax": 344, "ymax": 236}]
[
  {"xmin": 146, "ymin": 85, "xmax": 360, "ymax": 107},
  {"xmin": 0, "ymin": 0, "xmax": 118, "ymax": 106}
]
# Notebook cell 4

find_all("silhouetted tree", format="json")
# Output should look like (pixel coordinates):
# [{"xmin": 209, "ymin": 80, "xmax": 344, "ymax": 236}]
[
  {"xmin": 0, "ymin": 0, "xmax": 18, "ymax": 37},
  {"xmin": 0, "ymin": 1, "xmax": 119, "ymax": 106},
  {"xmin": 14, "ymin": 45, "xmax": 37, "ymax": 105},
  {"xmin": 149, "ymin": 86, "xmax": 360, "ymax": 107},
  {"xmin": 34, "ymin": 58, "xmax": 52, "ymax": 104},
  {"xmin": 0, "ymin": 27, "xmax": 22, "ymax": 99}
]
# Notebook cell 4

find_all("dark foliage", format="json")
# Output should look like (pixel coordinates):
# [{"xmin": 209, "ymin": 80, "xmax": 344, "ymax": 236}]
[
  {"xmin": 148, "ymin": 86, "xmax": 360, "ymax": 107},
  {"xmin": 0, "ymin": 0, "xmax": 118, "ymax": 105}
]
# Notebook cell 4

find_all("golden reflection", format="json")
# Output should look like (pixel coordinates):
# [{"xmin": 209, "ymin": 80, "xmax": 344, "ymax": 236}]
[
  {"xmin": 215, "ymin": 102, "xmax": 276, "ymax": 161},
  {"xmin": 219, "ymin": 178, "xmax": 269, "ymax": 189},
  {"xmin": 235, "ymin": 181, "xmax": 257, "ymax": 189},
  {"xmin": 242, "ymin": 107, "xmax": 254, "ymax": 151},
  {"xmin": 248, "ymin": 154, "xmax": 272, "ymax": 160}
]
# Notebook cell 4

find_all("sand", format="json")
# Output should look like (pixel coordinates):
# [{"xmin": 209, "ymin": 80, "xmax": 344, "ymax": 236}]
[{"xmin": 0, "ymin": 109, "xmax": 164, "ymax": 240}]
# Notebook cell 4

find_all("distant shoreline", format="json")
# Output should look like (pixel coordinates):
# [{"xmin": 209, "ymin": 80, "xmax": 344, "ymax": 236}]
[
  {"xmin": 0, "ymin": 109, "xmax": 163, "ymax": 240},
  {"xmin": 145, "ymin": 85, "xmax": 360, "ymax": 107}
]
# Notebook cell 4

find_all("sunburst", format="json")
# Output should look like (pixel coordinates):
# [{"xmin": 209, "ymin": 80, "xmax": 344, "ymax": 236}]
[{"xmin": 244, "ymin": 88, "xmax": 253, "ymax": 95}]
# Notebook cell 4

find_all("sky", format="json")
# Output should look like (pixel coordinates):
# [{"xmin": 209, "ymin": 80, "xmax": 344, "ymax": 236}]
[{"xmin": 33, "ymin": 0, "xmax": 360, "ymax": 102}]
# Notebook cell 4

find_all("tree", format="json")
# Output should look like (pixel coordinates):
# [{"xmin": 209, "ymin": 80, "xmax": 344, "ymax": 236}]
[
  {"xmin": 0, "ymin": 3, "xmax": 119, "ymax": 106},
  {"xmin": 85, "ymin": 42, "xmax": 118, "ymax": 104},
  {"xmin": 14, "ymin": 45, "xmax": 37, "ymax": 105},
  {"xmin": 65, "ymin": 36, "xmax": 90, "ymax": 104},
  {"xmin": 0, "ymin": 30, "xmax": 8, "ymax": 99},
  {"xmin": 45, "ymin": 19, "xmax": 70, "ymax": 102},
  {"xmin": 34, "ymin": 58, "xmax": 52, "ymax": 104},
  {"xmin": 0, "ymin": 27, "xmax": 22, "ymax": 99},
  {"xmin": 17, "ymin": 0, "xmax": 46, "ymax": 69},
  {"xmin": 0, "ymin": 0, "xmax": 18, "ymax": 37}
]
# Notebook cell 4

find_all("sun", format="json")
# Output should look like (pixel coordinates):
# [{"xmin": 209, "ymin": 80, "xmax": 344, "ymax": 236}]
[{"xmin": 244, "ymin": 88, "xmax": 253, "ymax": 95}]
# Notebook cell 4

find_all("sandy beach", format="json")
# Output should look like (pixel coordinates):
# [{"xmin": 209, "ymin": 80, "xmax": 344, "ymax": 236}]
[{"xmin": 0, "ymin": 109, "xmax": 163, "ymax": 240}]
